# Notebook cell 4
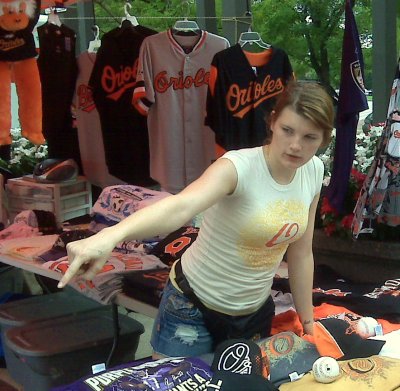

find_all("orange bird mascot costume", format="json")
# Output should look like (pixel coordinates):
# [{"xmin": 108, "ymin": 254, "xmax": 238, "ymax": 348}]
[{"xmin": 0, "ymin": 0, "xmax": 45, "ymax": 146}]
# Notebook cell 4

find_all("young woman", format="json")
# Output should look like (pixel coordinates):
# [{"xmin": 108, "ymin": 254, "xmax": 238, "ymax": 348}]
[{"xmin": 58, "ymin": 81, "xmax": 334, "ymax": 358}]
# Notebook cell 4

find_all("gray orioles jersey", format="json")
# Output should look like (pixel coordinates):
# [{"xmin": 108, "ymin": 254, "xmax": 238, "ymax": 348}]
[{"xmin": 133, "ymin": 29, "xmax": 229, "ymax": 194}]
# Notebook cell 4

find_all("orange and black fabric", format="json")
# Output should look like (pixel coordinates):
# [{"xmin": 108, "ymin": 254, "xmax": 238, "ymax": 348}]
[
  {"xmin": 313, "ymin": 318, "xmax": 385, "ymax": 360},
  {"xmin": 257, "ymin": 331, "xmax": 320, "ymax": 387},
  {"xmin": 149, "ymin": 226, "xmax": 199, "ymax": 266}
]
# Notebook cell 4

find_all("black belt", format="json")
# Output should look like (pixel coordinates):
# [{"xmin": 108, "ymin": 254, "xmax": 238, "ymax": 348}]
[
  {"xmin": 173, "ymin": 260, "xmax": 275, "ymax": 347},
  {"xmin": 174, "ymin": 259, "xmax": 209, "ymax": 313}
]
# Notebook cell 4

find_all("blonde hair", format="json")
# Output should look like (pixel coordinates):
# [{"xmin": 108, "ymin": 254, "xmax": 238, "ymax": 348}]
[{"xmin": 266, "ymin": 81, "xmax": 334, "ymax": 148}]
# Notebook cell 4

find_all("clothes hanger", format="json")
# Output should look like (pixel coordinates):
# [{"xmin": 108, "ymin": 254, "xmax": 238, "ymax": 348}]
[
  {"xmin": 239, "ymin": 27, "xmax": 271, "ymax": 50},
  {"xmin": 120, "ymin": 2, "xmax": 139, "ymax": 28},
  {"xmin": 88, "ymin": 25, "xmax": 101, "ymax": 53},
  {"xmin": 173, "ymin": 19, "xmax": 201, "ymax": 35},
  {"xmin": 47, "ymin": 7, "xmax": 62, "ymax": 27},
  {"xmin": 172, "ymin": 1, "xmax": 200, "ymax": 36}
]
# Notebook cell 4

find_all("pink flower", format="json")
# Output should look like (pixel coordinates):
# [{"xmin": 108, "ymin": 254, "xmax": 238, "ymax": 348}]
[
  {"xmin": 323, "ymin": 223, "xmax": 336, "ymax": 236},
  {"xmin": 341, "ymin": 214, "xmax": 354, "ymax": 230},
  {"xmin": 350, "ymin": 168, "xmax": 366, "ymax": 185},
  {"xmin": 320, "ymin": 197, "xmax": 338, "ymax": 216}
]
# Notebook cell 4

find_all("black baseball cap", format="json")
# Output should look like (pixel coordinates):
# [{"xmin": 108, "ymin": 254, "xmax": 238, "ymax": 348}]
[
  {"xmin": 206, "ymin": 371, "xmax": 278, "ymax": 391},
  {"xmin": 313, "ymin": 318, "xmax": 386, "ymax": 360},
  {"xmin": 207, "ymin": 339, "xmax": 277, "ymax": 391}
]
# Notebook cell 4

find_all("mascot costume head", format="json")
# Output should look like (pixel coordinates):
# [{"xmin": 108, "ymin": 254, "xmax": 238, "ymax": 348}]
[{"xmin": 0, "ymin": 0, "xmax": 45, "ymax": 147}]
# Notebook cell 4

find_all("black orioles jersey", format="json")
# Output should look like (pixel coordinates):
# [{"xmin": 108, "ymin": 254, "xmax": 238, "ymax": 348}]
[
  {"xmin": 205, "ymin": 44, "xmax": 293, "ymax": 151},
  {"xmin": 89, "ymin": 25, "xmax": 157, "ymax": 186}
]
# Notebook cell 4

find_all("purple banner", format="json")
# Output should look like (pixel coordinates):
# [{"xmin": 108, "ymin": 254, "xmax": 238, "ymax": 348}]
[{"xmin": 326, "ymin": 0, "xmax": 369, "ymax": 213}]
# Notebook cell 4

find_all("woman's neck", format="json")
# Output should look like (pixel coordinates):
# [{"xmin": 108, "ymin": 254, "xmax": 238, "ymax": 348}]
[{"xmin": 263, "ymin": 145, "xmax": 296, "ymax": 185}]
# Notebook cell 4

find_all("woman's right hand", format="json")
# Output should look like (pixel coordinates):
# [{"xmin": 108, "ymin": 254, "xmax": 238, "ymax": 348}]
[{"xmin": 57, "ymin": 229, "xmax": 117, "ymax": 288}]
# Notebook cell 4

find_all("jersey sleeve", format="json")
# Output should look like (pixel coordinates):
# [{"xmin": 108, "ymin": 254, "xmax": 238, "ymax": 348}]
[
  {"xmin": 204, "ymin": 61, "xmax": 217, "ymax": 131},
  {"xmin": 132, "ymin": 38, "xmax": 155, "ymax": 116},
  {"xmin": 88, "ymin": 36, "xmax": 110, "ymax": 109},
  {"xmin": 282, "ymin": 49, "xmax": 295, "ymax": 83},
  {"xmin": 205, "ymin": 53, "xmax": 228, "ymax": 148}
]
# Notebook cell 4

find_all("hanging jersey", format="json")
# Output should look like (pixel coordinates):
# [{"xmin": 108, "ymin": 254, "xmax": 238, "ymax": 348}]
[
  {"xmin": 205, "ymin": 44, "xmax": 293, "ymax": 150},
  {"xmin": 37, "ymin": 22, "xmax": 81, "ymax": 167},
  {"xmin": 133, "ymin": 29, "xmax": 230, "ymax": 194},
  {"xmin": 89, "ymin": 25, "xmax": 157, "ymax": 186},
  {"xmin": 74, "ymin": 51, "xmax": 126, "ymax": 188},
  {"xmin": 388, "ymin": 122, "xmax": 400, "ymax": 158},
  {"xmin": 352, "ymin": 60, "xmax": 400, "ymax": 235}
]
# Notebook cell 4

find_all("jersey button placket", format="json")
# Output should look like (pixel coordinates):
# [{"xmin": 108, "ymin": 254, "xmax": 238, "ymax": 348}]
[{"xmin": 182, "ymin": 55, "xmax": 193, "ymax": 185}]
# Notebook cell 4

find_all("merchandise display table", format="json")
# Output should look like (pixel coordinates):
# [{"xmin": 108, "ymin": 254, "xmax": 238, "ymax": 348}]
[{"xmin": 0, "ymin": 253, "xmax": 159, "ymax": 318}]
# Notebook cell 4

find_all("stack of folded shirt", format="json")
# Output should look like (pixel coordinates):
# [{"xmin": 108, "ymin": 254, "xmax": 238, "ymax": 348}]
[
  {"xmin": 0, "ymin": 234, "xmax": 59, "ymax": 261},
  {"xmin": 89, "ymin": 185, "xmax": 170, "ymax": 235},
  {"xmin": 36, "ymin": 229, "xmax": 95, "ymax": 263},
  {"xmin": 41, "ymin": 250, "xmax": 168, "ymax": 304}
]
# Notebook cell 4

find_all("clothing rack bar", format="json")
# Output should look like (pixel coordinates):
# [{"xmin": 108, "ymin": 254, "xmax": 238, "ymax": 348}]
[{"xmin": 47, "ymin": 16, "xmax": 243, "ymax": 21}]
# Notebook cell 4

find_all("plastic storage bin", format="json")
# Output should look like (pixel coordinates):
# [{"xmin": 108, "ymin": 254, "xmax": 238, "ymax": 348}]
[
  {"xmin": 0, "ymin": 265, "xmax": 24, "ymax": 297},
  {"xmin": 6, "ymin": 176, "xmax": 92, "ymax": 223},
  {"xmin": 0, "ymin": 289, "xmax": 103, "ymax": 381},
  {"xmin": 5, "ymin": 309, "xmax": 144, "ymax": 390}
]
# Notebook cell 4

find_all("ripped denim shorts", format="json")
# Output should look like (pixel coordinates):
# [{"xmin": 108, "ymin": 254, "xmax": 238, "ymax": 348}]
[{"xmin": 150, "ymin": 280, "xmax": 213, "ymax": 357}]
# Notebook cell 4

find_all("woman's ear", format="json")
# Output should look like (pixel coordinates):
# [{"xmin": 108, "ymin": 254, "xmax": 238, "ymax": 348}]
[{"xmin": 269, "ymin": 110, "xmax": 276, "ymax": 131}]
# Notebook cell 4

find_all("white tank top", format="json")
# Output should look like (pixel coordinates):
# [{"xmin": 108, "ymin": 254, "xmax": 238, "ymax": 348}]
[{"xmin": 182, "ymin": 147, "xmax": 323, "ymax": 315}]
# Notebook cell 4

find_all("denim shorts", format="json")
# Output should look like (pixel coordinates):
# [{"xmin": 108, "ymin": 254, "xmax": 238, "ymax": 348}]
[{"xmin": 150, "ymin": 280, "xmax": 214, "ymax": 357}]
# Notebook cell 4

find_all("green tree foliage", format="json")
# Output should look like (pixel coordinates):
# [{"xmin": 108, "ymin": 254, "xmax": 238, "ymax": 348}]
[
  {"xmin": 93, "ymin": 0, "xmax": 198, "ymax": 35},
  {"xmin": 251, "ymin": 0, "xmax": 371, "ymax": 96}
]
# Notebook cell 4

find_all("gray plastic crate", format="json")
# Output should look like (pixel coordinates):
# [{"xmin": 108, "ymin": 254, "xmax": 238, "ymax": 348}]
[
  {"xmin": 0, "ymin": 290, "xmax": 103, "ymax": 382},
  {"xmin": 0, "ymin": 266, "xmax": 24, "ymax": 296},
  {"xmin": 5, "ymin": 308, "xmax": 144, "ymax": 390}
]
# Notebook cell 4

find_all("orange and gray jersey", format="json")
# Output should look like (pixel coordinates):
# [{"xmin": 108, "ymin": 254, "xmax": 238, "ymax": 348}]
[{"xmin": 133, "ymin": 29, "xmax": 229, "ymax": 194}]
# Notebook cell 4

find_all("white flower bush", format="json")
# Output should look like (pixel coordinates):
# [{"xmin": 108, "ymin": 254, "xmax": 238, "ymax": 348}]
[
  {"xmin": 318, "ymin": 129, "xmax": 336, "ymax": 178},
  {"xmin": 318, "ymin": 122, "xmax": 384, "ymax": 178},
  {"xmin": 316, "ymin": 120, "xmax": 386, "ymax": 238},
  {"xmin": 0, "ymin": 128, "xmax": 48, "ymax": 176},
  {"xmin": 353, "ymin": 124, "xmax": 382, "ymax": 173}
]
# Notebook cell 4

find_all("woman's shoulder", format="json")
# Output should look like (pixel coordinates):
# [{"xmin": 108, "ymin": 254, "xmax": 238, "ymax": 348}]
[
  {"xmin": 300, "ymin": 155, "xmax": 324, "ymax": 192},
  {"xmin": 220, "ymin": 147, "xmax": 263, "ymax": 177},
  {"xmin": 303, "ymin": 155, "xmax": 324, "ymax": 173},
  {"xmin": 222, "ymin": 146, "xmax": 262, "ymax": 161}
]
